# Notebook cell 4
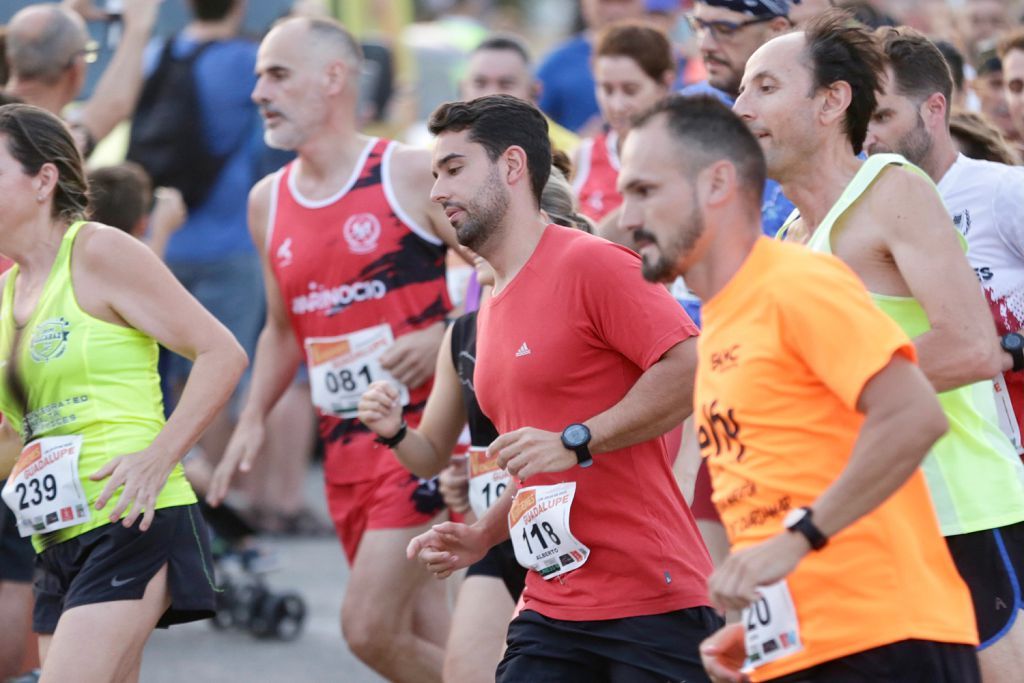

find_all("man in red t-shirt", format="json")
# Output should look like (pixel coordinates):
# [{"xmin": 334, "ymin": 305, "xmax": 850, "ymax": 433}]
[{"xmin": 407, "ymin": 94, "xmax": 719, "ymax": 682}]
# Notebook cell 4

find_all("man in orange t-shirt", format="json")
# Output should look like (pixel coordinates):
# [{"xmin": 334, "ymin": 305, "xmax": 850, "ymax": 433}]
[{"xmin": 618, "ymin": 94, "xmax": 980, "ymax": 682}]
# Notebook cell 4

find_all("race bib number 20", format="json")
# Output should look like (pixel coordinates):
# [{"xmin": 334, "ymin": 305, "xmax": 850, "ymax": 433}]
[
  {"xmin": 1, "ymin": 435, "xmax": 91, "ymax": 537},
  {"xmin": 742, "ymin": 581, "xmax": 803, "ymax": 672},
  {"xmin": 305, "ymin": 324, "xmax": 410, "ymax": 419}
]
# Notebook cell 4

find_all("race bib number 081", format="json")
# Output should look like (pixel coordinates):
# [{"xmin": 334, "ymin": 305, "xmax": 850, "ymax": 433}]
[
  {"xmin": 1, "ymin": 435, "xmax": 91, "ymax": 537},
  {"xmin": 305, "ymin": 324, "xmax": 410, "ymax": 419},
  {"xmin": 508, "ymin": 483, "xmax": 590, "ymax": 580}
]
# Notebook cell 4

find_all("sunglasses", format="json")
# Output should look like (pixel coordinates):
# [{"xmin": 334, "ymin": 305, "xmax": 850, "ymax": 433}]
[
  {"xmin": 685, "ymin": 14, "xmax": 778, "ymax": 40},
  {"xmin": 68, "ymin": 40, "xmax": 100, "ymax": 68}
]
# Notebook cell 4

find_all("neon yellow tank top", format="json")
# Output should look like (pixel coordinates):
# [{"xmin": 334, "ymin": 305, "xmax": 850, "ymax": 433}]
[
  {"xmin": 781, "ymin": 154, "xmax": 1024, "ymax": 536},
  {"xmin": 0, "ymin": 222, "xmax": 196, "ymax": 551}
]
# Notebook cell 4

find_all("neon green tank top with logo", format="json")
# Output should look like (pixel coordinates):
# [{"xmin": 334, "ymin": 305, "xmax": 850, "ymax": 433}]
[
  {"xmin": 0, "ymin": 222, "xmax": 196, "ymax": 551},
  {"xmin": 780, "ymin": 154, "xmax": 1024, "ymax": 536}
]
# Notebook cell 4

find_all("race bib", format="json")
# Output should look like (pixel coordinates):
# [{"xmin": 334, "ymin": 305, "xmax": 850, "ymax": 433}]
[
  {"xmin": 742, "ymin": 581, "xmax": 803, "ymax": 672},
  {"xmin": 508, "ymin": 483, "xmax": 590, "ymax": 580},
  {"xmin": 305, "ymin": 324, "xmax": 410, "ymax": 419},
  {"xmin": 1, "ymin": 435, "xmax": 90, "ymax": 537},
  {"xmin": 467, "ymin": 447, "xmax": 512, "ymax": 518},
  {"xmin": 993, "ymin": 373, "xmax": 1023, "ymax": 454}
]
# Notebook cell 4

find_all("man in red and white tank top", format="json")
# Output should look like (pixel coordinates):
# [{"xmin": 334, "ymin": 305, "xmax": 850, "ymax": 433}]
[
  {"xmin": 572, "ymin": 130, "xmax": 622, "ymax": 222},
  {"xmin": 207, "ymin": 17, "xmax": 460, "ymax": 683}
]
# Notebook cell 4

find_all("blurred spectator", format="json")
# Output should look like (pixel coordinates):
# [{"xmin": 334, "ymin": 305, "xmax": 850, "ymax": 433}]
[
  {"xmin": 936, "ymin": 39, "xmax": 968, "ymax": 110},
  {"xmin": 4, "ymin": 0, "xmax": 160, "ymax": 156},
  {"xmin": 962, "ymin": 0, "xmax": 1011, "ymax": 60},
  {"xmin": 973, "ymin": 48, "xmax": 1019, "ymax": 145},
  {"xmin": 87, "ymin": 162, "xmax": 187, "ymax": 258},
  {"xmin": 462, "ymin": 33, "xmax": 580, "ymax": 154},
  {"xmin": 536, "ymin": 0, "xmax": 646, "ymax": 134},
  {"xmin": 950, "ymin": 109, "xmax": 1021, "ymax": 164},
  {"xmin": 836, "ymin": 0, "xmax": 896, "ymax": 28},
  {"xmin": 138, "ymin": 0, "xmax": 266, "ymax": 479},
  {"xmin": 1000, "ymin": 29, "xmax": 1024, "ymax": 150},
  {"xmin": 680, "ymin": 0, "xmax": 794, "ymax": 237},
  {"xmin": 0, "ymin": 27, "xmax": 9, "ymax": 87}
]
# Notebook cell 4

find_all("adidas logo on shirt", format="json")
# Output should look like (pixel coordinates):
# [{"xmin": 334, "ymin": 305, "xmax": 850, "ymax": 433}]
[{"xmin": 515, "ymin": 342, "xmax": 531, "ymax": 357}]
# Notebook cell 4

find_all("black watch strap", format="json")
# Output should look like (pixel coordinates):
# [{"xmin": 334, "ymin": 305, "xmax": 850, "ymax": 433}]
[
  {"xmin": 1003, "ymin": 333, "xmax": 1024, "ymax": 372},
  {"xmin": 791, "ymin": 512, "xmax": 828, "ymax": 551},
  {"xmin": 374, "ymin": 421, "xmax": 408, "ymax": 448}
]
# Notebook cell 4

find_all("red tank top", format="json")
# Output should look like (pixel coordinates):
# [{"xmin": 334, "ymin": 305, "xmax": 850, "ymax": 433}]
[
  {"xmin": 268, "ymin": 137, "xmax": 451, "ymax": 483},
  {"xmin": 573, "ymin": 131, "xmax": 622, "ymax": 222}
]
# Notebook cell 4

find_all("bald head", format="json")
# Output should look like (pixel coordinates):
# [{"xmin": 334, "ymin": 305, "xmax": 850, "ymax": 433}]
[
  {"xmin": 268, "ymin": 16, "xmax": 362, "ymax": 73},
  {"xmin": 6, "ymin": 4, "xmax": 88, "ymax": 86}
]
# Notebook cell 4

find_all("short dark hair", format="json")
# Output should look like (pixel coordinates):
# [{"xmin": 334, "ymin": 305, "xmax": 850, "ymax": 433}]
[
  {"xmin": 594, "ymin": 21, "xmax": 674, "ymax": 84},
  {"xmin": 472, "ymin": 34, "xmax": 532, "ymax": 67},
  {"xmin": 803, "ymin": 9, "xmax": 884, "ymax": 154},
  {"xmin": 633, "ymin": 95, "xmax": 767, "ymax": 207},
  {"xmin": 0, "ymin": 103, "xmax": 88, "ymax": 223},
  {"xmin": 87, "ymin": 162, "xmax": 152, "ymax": 232},
  {"xmin": 428, "ymin": 95, "xmax": 551, "ymax": 206},
  {"xmin": 876, "ymin": 27, "xmax": 953, "ymax": 121},
  {"xmin": 934, "ymin": 40, "xmax": 965, "ymax": 93},
  {"xmin": 998, "ymin": 28, "xmax": 1024, "ymax": 61},
  {"xmin": 189, "ymin": 0, "xmax": 237, "ymax": 22}
]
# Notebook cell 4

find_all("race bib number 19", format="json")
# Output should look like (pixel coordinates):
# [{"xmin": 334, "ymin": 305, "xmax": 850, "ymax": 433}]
[
  {"xmin": 508, "ymin": 483, "xmax": 590, "ymax": 580},
  {"xmin": 467, "ymin": 447, "xmax": 512, "ymax": 518},
  {"xmin": 1, "ymin": 435, "xmax": 90, "ymax": 537},
  {"xmin": 742, "ymin": 581, "xmax": 803, "ymax": 672},
  {"xmin": 305, "ymin": 324, "xmax": 410, "ymax": 419}
]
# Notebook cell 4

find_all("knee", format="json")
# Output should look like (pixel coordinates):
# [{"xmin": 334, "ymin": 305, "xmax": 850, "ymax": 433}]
[{"xmin": 341, "ymin": 603, "xmax": 394, "ymax": 667}]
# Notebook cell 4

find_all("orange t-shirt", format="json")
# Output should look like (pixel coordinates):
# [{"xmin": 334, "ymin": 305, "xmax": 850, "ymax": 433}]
[{"xmin": 696, "ymin": 238, "xmax": 977, "ymax": 681}]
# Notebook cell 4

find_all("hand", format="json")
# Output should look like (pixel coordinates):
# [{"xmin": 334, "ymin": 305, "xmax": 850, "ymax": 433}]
[
  {"xmin": 406, "ymin": 520, "xmax": 490, "ymax": 578},
  {"xmin": 700, "ymin": 624, "xmax": 750, "ymax": 683},
  {"xmin": 708, "ymin": 532, "xmax": 809, "ymax": 612},
  {"xmin": 380, "ymin": 322, "xmax": 445, "ymax": 388},
  {"xmin": 357, "ymin": 381, "xmax": 403, "ymax": 438},
  {"xmin": 89, "ymin": 447, "xmax": 177, "ymax": 531},
  {"xmin": 438, "ymin": 459, "xmax": 470, "ymax": 514},
  {"xmin": 207, "ymin": 417, "xmax": 266, "ymax": 507},
  {"xmin": 62, "ymin": 0, "xmax": 110, "ymax": 21},
  {"xmin": 121, "ymin": 0, "xmax": 162, "ymax": 36},
  {"xmin": 490, "ymin": 427, "xmax": 576, "ymax": 480},
  {"xmin": 149, "ymin": 187, "xmax": 187, "ymax": 239}
]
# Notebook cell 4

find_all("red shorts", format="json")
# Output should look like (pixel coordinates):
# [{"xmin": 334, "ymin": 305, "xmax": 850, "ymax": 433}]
[{"xmin": 326, "ymin": 460, "xmax": 446, "ymax": 564}]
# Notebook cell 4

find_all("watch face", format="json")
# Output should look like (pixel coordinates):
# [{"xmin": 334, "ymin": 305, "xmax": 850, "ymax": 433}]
[
  {"xmin": 563, "ymin": 424, "xmax": 589, "ymax": 447},
  {"xmin": 1009, "ymin": 334, "xmax": 1024, "ymax": 351},
  {"xmin": 783, "ymin": 508, "xmax": 806, "ymax": 528}
]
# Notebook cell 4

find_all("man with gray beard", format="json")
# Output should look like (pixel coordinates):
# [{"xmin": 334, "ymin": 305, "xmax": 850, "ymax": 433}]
[{"xmin": 206, "ymin": 16, "xmax": 461, "ymax": 683}]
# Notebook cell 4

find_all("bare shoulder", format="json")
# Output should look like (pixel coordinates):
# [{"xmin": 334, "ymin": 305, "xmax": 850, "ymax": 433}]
[
  {"xmin": 868, "ymin": 164, "xmax": 940, "ymax": 212},
  {"xmin": 248, "ymin": 173, "xmax": 279, "ymax": 246},
  {"xmin": 74, "ymin": 222, "xmax": 152, "ymax": 270},
  {"xmin": 388, "ymin": 143, "xmax": 435, "ymax": 190}
]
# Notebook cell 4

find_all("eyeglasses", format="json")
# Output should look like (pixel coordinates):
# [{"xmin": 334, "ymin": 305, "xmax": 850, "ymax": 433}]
[
  {"xmin": 67, "ymin": 40, "xmax": 100, "ymax": 68},
  {"xmin": 685, "ymin": 14, "xmax": 778, "ymax": 41}
]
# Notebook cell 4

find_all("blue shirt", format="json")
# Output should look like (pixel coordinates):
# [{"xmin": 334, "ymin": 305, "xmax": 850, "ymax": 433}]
[
  {"xmin": 144, "ymin": 36, "xmax": 265, "ymax": 264},
  {"xmin": 537, "ymin": 36, "xmax": 599, "ymax": 133}
]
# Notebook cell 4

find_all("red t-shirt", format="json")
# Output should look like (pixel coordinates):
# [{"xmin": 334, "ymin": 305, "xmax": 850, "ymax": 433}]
[{"xmin": 475, "ymin": 225, "xmax": 712, "ymax": 621}]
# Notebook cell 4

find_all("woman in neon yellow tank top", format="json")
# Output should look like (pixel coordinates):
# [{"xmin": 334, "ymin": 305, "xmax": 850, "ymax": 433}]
[{"xmin": 0, "ymin": 104, "xmax": 247, "ymax": 682}]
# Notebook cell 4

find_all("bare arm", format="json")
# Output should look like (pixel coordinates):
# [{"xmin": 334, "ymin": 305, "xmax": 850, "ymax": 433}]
[
  {"xmin": 208, "ymin": 176, "xmax": 302, "ymax": 505},
  {"xmin": 358, "ymin": 325, "xmax": 468, "ymax": 478},
  {"xmin": 587, "ymin": 337, "xmax": 697, "ymax": 453},
  {"xmin": 880, "ymin": 168, "xmax": 1003, "ymax": 391},
  {"xmin": 708, "ymin": 354, "xmax": 949, "ymax": 611},
  {"xmin": 78, "ymin": 0, "xmax": 161, "ymax": 144},
  {"xmin": 673, "ymin": 417, "xmax": 701, "ymax": 506}
]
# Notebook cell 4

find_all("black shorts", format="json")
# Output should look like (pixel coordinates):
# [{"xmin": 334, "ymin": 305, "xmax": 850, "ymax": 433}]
[
  {"xmin": 0, "ymin": 481, "xmax": 35, "ymax": 583},
  {"xmin": 946, "ymin": 520, "xmax": 1024, "ymax": 648},
  {"xmin": 496, "ymin": 606, "xmax": 723, "ymax": 683},
  {"xmin": 33, "ymin": 504, "xmax": 216, "ymax": 634},
  {"xmin": 764, "ymin": 639, "xmax": 980, "ymax": 682},
  {"xmin": 465, "ymin": 539, "xmax": 526, "ymax": 601}
]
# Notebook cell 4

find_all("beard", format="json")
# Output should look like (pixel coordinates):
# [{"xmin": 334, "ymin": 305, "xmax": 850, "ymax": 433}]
[
  {"xmin": 453, "ymin": 166, "xmax": 509, "ymax": 252},
  {"xmin": 638, "ymin": 201, "xmax": 706, "ymax": 283},
  {"xmin": 892, "ymin": 114, "xmax": 933, "ymax": 166}
]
